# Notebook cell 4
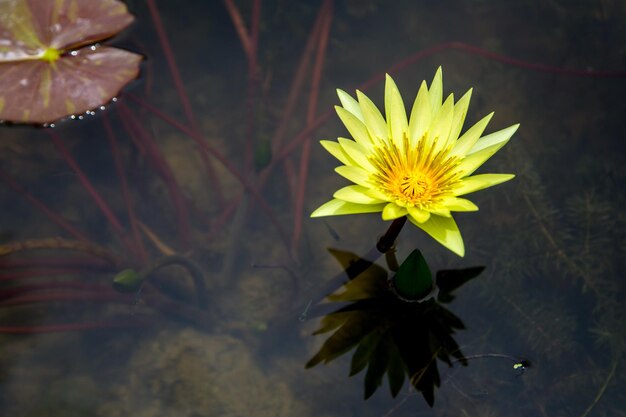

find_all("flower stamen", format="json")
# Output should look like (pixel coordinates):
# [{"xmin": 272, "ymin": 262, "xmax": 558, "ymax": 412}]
[{"xmin": 369, "ymin": 134, "xmax": 459, "ymax": 209}]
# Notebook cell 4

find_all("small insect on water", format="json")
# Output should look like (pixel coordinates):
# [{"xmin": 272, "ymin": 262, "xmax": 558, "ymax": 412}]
[{"xmin": 513, "ymin": 359, "xmax": 531, "ymax": 376}]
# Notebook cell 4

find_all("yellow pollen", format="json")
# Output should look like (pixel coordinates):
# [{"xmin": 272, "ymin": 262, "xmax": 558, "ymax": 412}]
[
  {"xmin": 369, "ymin": 134, "xmax": 460, "ymax": 208},
  {"xmin": 400, "ymin": 173, "xmax": 431, "ymax": 199}
]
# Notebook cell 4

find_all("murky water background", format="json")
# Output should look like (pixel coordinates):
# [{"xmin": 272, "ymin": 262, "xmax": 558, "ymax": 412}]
[{"xmin": 1, "ymin": 1, "xmax": 626, "ymax": 416}]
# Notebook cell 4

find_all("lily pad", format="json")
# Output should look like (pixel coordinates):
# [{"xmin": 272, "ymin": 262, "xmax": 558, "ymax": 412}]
[{"xmin": 0, "ymin": 0, "xmax": 142, "ymax": 124}]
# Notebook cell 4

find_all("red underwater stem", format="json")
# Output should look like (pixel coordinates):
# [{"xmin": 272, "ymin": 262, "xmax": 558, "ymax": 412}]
[
  {"xmin": 361, "ymin": 41, "xmax": 626, "ymax": 92},
  {"xmin": 270, "ymin": 0, "xmax": 326, "ymax": 150},
  {"xmin": 270, "ymin": 0, "xmax": 329, "ymax": 208},
  {"xmin": 125, "ymin": 94, "xmax": 292, "ymax": 254},
  {"xmin": 103, "ymin": 113, "xmax": 149, "ymax": 263},
  {"xmin": 49, "ymin": 132, "xmax": 136, "ymax": 255},
  {"xmin": 0, "ymin": 268, "xmax": 107, "ymax": 281},
  {"xmin": 0, "ymin": 168, "xmax": 90, "ymax": 242},
  {"xmin": 146, "ymin": 0, "xmax": 223, "ymax": 208},
  {"xmin": 0, "ymin": 282, "xmax": 119, "ymax": 299},
  {"xmin": 146, "ymin": 0, "xmax": 199, "ymax": 132},
  {"xmin": 117, "ymin": 103, "xmax": 192, "ymax": 250},
  {"xmin": 256, "ymin": 0, "xmax": 335, "ymax": 197},
  {"xmin": 250, "ymin": 0, "xmax": 261, "ymax": 56},
  {"xmin": 0, "ymin": 320, "xmax": 152, "ymax": 334},
  {"xmin": 0, "ymin": 256, "xmax": 115, "ymax": 272},
  {"xmin": 244, "ymin": 0, "xmax": 262, "ymax": 175},
  {"xmin": 269, "ymin": 109, "xmax": 333, "ymax": 171},
  {"xmin": 0, "ymin": 290, "xmax": 131, "ymax": 307},
  {"xmin": 292, "ymin": 0, "xmax": 333, "ymax": 250},
  {"xmin": 223, "ymin": 0, "xmax": 252, "ymax": 59}
]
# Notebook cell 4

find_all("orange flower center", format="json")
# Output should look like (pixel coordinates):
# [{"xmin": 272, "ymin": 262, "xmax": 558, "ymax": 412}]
[
  {"xmin": 369, "ymin": 134, "xmax": 460, "ymax": 208},
  {"xmin": 399, "ymin": 173, "xmax": 431, "ymax": 200}
]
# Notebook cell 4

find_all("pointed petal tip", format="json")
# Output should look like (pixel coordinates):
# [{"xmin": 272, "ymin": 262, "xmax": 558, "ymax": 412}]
[
  {"xmin": 461, "ymin": 88, "xmax": 473, "ymax": 102},
  {"xmin": 385, "ymin": 74, "xmax": 398, "ymax": 89},
  {"xmin": 310, "ymin": 209, "xmax": 324, "ymax": 218},
  {"xmin": 355, "ymin": 90, "xmax": 367, "ymax": 103},
  {"xmin": 311, "ymin": 201, "xmax": 336, "ymax": 217},
  {"xmin": 336, "ymin": 88, "xmax": 355, "ymax": 102},
  {"xmin": 446, "ymin": 232, "xmax": 465, "ymax": 257},
  {"xmin": 409, "ymin": 214, "xmax": 465, "ymax": 257}
]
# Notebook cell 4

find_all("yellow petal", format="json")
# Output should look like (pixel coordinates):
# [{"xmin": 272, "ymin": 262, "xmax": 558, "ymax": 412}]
[
  {"xmin": 428, "ymin": 93, "xmax": 454, "ymax": 154},
  {"xmin": 429, "ymin": 66, "xmax": 443, "ymax": 116},
  {"xmin": 335, "ymin": 165, "xmax": 371, "ymax": 187},
  {"xmin": 451, "ymin": 112, "xmax": 494, "ymax": 157},
  {"xmin": 320, "ymin": 140, "xmax": 353, "ymax": 166},
  {"xmin": 444, "ymin": 197, "xmax": 479, "ymax": 212},
  {"xmin": 335, "ymin": 106, "xmax": 373, "ymax": 148},
  {"xmin": 448, "ymin": 88, "xmax": 472, "ymax": 144},
  {"xmin": 457, "ymin": 145, "xmax": 506, "ymax": 177},
  {"xmin": 468, "ymin": 123, "xmax": 520, "ymax": 155},
  {"xmin": 382, "ymin": 203, "xmax": 407, "ymax": 220},
  {"xmin": 408, "ymin": 80, "xmax": 431, "ymax": 146},
  {"xmin": 384, "ymin": 74, "xmax": 408, "ymax": 147},
  {"xmin": 457, "ymin": 125, "xmax": 518, "ymax": 176},
  {"xmin": 409, "ymin": 214, "xmax": 465, "ymax": 257},
  {"xmin": 363, "ymin": 187, "xmax": 389, "ymax": 201},
  {"xmin": 357, "ymin": 90, "xmax": 388, "ymax": 141},
  {"xmin": 311, "ymin": 199, "xmax": 386, "ymax": 217},
  {"xmin": 429, "ymin": 207, "xmax": 451, "ymax": 217},
  {"xmin": 407, "ymin": 206, "xmax": 430, "ymax": 223},
  {"xmin": 337, "ymin": 89, "xmax": 363, "ymax": 121},
  {"xmin": 338, "ymin": 138, "xmax": 376, "ymax": 171},
  {"xmin": 453, "ymin": 173, "xmax": 515, "ymax": 196},
  {"xmin": 334, "ymin": 185, "xmax": 385, "ymax": 204}
]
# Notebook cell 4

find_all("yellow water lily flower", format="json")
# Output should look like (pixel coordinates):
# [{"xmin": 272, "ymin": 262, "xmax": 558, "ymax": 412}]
[{"xmin": 311, "ymin": 68, "xmax": 519, "ymax": 256}]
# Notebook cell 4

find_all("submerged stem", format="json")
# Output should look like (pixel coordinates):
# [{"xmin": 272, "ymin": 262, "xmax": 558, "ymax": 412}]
[
  {"xmin": 116, "ymin": 255, "xmax": 209, "ymax": 311},
  {"xmin": 136, "ymin": 255, "xmax": 209, "ymax": 309}
]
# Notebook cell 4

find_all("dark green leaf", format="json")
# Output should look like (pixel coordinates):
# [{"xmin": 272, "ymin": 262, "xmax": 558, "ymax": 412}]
[{"xmin": 391, "ymin": 249, "xmax": 432, "ymax": 301}]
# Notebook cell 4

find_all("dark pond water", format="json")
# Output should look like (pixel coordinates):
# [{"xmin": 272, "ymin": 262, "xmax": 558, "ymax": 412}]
[{"xmin": 1, "ymin": 0, "xmax": 626, "ymax": 416}]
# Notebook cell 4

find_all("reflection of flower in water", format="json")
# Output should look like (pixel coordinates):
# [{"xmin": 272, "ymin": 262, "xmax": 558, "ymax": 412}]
[
  {"xmin": 311, "ymin": 68, "xmax": 519, "ymax": 256},
  {"xmin": 306, "ymin": 248, "xmax": 484, "ymax": 406}
]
